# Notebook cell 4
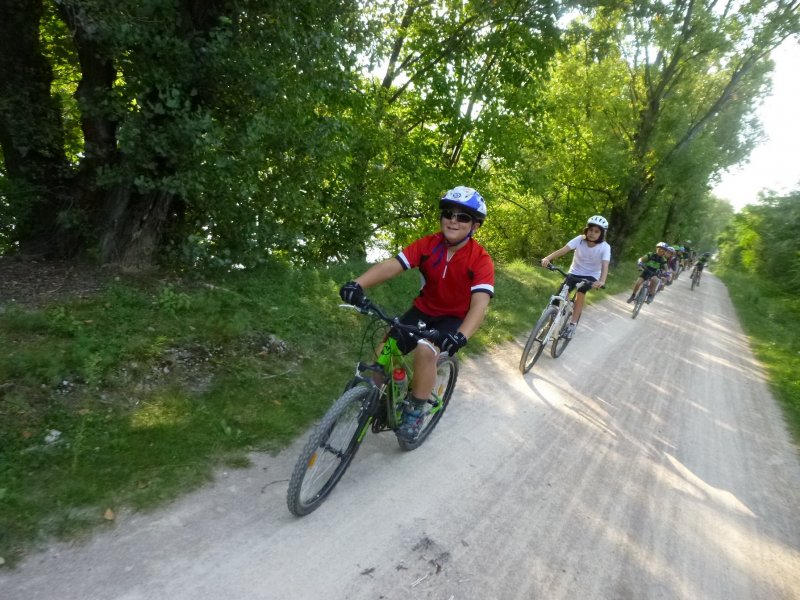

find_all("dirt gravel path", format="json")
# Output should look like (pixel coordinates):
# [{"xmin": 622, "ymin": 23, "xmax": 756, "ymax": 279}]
[{"xmin": 2, "ymin": 271, "xmax": 799, "ymax": 599}]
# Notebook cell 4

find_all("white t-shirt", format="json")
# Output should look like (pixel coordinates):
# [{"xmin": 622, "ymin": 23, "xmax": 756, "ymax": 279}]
[{"xmin": 566, "ymin": 235, "xmax": 611, "ymax": 279}]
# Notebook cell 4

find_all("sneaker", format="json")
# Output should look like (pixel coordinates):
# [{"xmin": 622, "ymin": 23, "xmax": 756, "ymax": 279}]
[
  {"xmin": 396, "ymin": 402, "xmax": 425, "ymax": 440},
  {"xmin": 646, "ymin": 294, "xmax": 654, "ymax": 304},
  {"xmin": 626, "ymin": 294, "xmax": 635, "ymax": 304},
  {"xmin": 563, "ymin": 323, "xmax": 577, "ymax": 339}
]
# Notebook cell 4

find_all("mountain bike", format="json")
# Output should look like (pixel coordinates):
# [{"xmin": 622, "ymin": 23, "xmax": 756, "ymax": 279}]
[
  {"xmin": 519, "ymin": 264, "xmax": 593, "ymax": 374},
  {"xmin": 630, "ymin": 271, "xmax": 652, "ymax": 319},
  {"xmin": 690, "ymin": 265, "xmax": 703, "ymax": 291},
  {"xmin": 286, "ymin": 299, "xmax": 458, "ymax": 516}
]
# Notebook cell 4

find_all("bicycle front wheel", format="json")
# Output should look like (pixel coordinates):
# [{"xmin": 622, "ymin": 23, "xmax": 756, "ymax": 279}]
[
  {"xmin": 397, "ymin": 354, "xmax": 458, "ymax": 451},
  {"xmin": 632, "ymin": 286, "xmax": 648, "ymax": 319},
  {"xmin": 287, "ymin": 385, "xmax": 376, "ymax": 516},
  {"xmin": 519, "ymin": 307, "xmax": 557, "ymax": 374}
]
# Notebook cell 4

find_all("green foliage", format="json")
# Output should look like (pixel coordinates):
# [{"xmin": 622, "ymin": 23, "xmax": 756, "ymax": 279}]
[
  {"xmin": 559, "ymin": 2, "xmax": 792, "ymax": 254},
  {"xmin": 0, "ymin": 262, "xmax": 356, "ymax": 563},
  {"xmin": 717, "ymin": 191, "xmax": 800, "ymax": 292},
  {"xmin": 1, "ymin": 0, "xmax": 798, "ymax": 267}
]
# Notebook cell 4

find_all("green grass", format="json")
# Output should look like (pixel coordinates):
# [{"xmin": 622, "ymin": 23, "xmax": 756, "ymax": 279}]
[
  {"xmin": 0, "ymin": 257, "xmax": 685, "ymax": 566},
  {"xmin": 715, "ymin": 269, "xmax": 800, "ymax": 440}
]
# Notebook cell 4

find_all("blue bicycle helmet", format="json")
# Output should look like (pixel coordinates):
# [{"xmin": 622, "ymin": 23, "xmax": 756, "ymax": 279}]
[{"xmin": 440, "ymin": 186, "xmax": 487, "ymax": 224}]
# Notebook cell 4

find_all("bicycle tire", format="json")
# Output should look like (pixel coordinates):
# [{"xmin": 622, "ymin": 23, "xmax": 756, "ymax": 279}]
[
  {"xmin": 691, "ymin": 270, "xmax": 698, "ymax": 291},
  {"xmin": 396, "ymin": 354, "xmax": 459, "ymax": 451},
  {"xmin": 631, "ymin": 285, "xmax": 648, "ymax": 319},
  {"xmin": 519, "ymin": 307, "xmax": 557, "ymax": 374},
  {"xmin": 550, "ymin": 311, "xmax": 572, "ymax": 358},
  {"xmin": 287, "ymin": 384, "xmax": 376, "ymax": 516}
]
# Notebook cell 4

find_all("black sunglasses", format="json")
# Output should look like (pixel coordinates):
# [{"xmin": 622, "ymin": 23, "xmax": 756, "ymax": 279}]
[{"xmin": 440, "ymin": 209, "xmax": 474, "ymax": 224}]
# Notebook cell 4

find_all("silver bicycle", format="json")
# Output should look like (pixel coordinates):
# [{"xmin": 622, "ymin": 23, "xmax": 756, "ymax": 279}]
[{"xmin": 519, "ymin": 264, "xmax": 592, "ymax": 374}]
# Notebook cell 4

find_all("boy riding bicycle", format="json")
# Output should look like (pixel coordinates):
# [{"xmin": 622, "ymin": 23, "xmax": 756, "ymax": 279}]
[
  {"xmin": 692, "ymin": 252, "xmax": 711, "ymax": 286},
  {"xmin": 339, "ymin": 186, "xmax": 494, "ymax": 440},
  {"xmin": 540, "ymin": 215, "xmax": 611, "ymax": 339},
  {"xmin": 628, "ymin": 242, "xmax": 669, "ymax": 304}
]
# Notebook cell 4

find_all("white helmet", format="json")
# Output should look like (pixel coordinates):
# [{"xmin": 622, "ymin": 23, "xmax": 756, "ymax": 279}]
[{"xmin": 587, "ymin": 215, "xmax": 608, "ymax": 230}]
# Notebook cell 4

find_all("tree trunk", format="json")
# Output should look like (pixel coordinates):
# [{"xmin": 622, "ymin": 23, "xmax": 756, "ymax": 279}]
[
  {"xmin": 56, "ymin": 1, "xmax": 118, "ymax": 213},
  {"xmin": 609, "ymin": 167, "xmax": 654, "ymax": 259},
  {"xmin": 0, "ymin": 0, "xmax": 76, "ymax": 256},
  {"xmin": 98, "ymin": 186, "xmax": 175, "ymax": 270},
  {"xmin": 661, "ymin": 197, "xmax": 678, "ymax": 242}
]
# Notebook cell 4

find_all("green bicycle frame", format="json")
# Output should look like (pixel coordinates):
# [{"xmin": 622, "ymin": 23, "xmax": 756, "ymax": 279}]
[
  {"xmin": 354, "ymin": 330, "xmax": 449, "ymax": 439},
  {"xmin": 374, "ymin": 336, "xmax": 414, "ymax": 429}
]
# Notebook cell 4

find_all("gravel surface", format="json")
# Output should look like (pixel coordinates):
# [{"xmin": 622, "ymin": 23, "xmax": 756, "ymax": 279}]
[{"xmin": 2, "ymin": 271, "xmax": 799, "ymax": 599}]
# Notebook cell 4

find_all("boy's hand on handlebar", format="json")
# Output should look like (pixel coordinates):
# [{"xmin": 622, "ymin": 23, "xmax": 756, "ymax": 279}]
[
  {"xmin": 436, "ymin": 331, "xmax": 468, "ymax": 356},
  {"xmin": 540, "ymin": 257, "xmax": 551, "ymax": 268},
  {"xmin": 339, "ymin": 281, "xmax": 366, "ymax": 306}
]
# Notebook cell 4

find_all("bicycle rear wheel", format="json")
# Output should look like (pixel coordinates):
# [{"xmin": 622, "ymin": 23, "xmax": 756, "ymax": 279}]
[
  {"xmin": 690, "ymin": 270, "xmax": 698, "ymax": 291},
  {"xmin": 550, "ymin": 312, "xmax": 572, "ymax": 358},
  {"xmin": 287, "ymin": 384, "xmax": 376, "ymax": 516},
  {"xmin": 397, "ymin": 354, "xmax": 459, "ymax": 451},
  {"xmin": 519, "ymin": 307, "xmax": 557, "ymax": 374}
]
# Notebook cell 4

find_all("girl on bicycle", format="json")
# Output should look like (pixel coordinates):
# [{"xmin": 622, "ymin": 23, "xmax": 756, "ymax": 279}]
[
  {"xmin": 339, "ymin": 186, "xmax": 495, "ymax": 440},
  {"xmin": 540, "ymin": 215, "xmax": 610, "ymax": 339}
]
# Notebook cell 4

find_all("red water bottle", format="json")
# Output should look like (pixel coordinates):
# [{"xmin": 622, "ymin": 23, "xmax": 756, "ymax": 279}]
[{"xmin": 392, "ymin": 367, "xmax": 408, "ymax": 400}]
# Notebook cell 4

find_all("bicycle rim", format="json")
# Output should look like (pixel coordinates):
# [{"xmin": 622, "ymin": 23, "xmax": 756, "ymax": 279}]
[
  {"xmin": 519, "ymin": 308, "xmax": 557, "ymax": 374},
  {"xmin": 286, "ymin": 385, "xmax": 374, "ymax": 516},
  {"xmin": 397, "ymin": 354, "xmax": 459, "ymax": 451}
]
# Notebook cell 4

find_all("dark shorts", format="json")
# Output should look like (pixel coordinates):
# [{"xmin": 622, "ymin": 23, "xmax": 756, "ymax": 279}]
[
  {"xmin": 557, "ymin": 274, "xmax": 597, "ymax": 296},
  {"xmin": 391, "ymin": 306, "xmax": 461, "ymax": 355},
  {"xmin": 639, "ymin": 267, "xmax": 659, "ymax": 280}
]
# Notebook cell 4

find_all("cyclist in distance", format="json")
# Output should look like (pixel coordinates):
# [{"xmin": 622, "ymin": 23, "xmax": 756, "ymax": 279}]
[
  {"xmin": 540, "ymin": 215, "xmax": 611, "ymax": 339},
  {"xmin": 628, "ymin": 242, "xmax": 669, "ymax": 304},
  {"xmin": 664, "ymin": 246, "xmax": 680, "ymax": 285},
  {"xmin": 678, "ymin": 246, "xmax": 690, "ymax": 269},
  {"xmin": 692, "ymin": 252, "xmax": 711, "ymax": 285},
  {"xmin": 339, "ymin": 186, "xmax": 495, "ymax": 441}
]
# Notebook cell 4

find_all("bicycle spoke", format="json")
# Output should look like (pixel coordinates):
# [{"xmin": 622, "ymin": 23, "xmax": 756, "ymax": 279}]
[
  {"xmin": 287, "ymin": 386, "xmax": 373, "ymax": 515},
  {"xmin": 299, "ymin": 408, "xmax": 361, "ymax": 502},
  {"xmin": 396, "ymin": 354, "xmax": 458, "ymax": 451},
  {"xmin": 520, "ymin": 307, "xmax": 557, "ymax": 373}
]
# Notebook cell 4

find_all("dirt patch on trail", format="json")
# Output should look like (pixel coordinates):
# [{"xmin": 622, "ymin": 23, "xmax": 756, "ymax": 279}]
[{"xmin": 0, "ymin": 256, "xmax": 115, "ymax": 310}]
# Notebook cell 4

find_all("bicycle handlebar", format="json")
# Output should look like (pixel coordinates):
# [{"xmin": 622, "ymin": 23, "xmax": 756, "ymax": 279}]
[
  {"xmin": 339, "ymin": 300, "xmax": 440, "ymax": 342},
  {"xmin": 544, "ymin": 263, "xmax": 605, "ymax": 290}
]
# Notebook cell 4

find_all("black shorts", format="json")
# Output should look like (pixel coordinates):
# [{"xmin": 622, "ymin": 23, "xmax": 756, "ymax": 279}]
[
  {"xmin": 391, "ymin": 306, "xmax": 461, "ymax": 355},
  {"xmin": 556, "ymin": 274, "xmax": 596, "ymax": 296},
  {"xmin": 640, "ymin": 267, "xmax": 659, "ymax": 280}
]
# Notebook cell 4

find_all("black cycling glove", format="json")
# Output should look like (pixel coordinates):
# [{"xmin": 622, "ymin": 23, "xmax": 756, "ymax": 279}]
[
  {"xmin": 339, "ymin": 281, "xmax": 365, "ymax": 306},
  {"xmin": 437, "ymin": 332, "xmax": 468, "ymax": 356}
]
